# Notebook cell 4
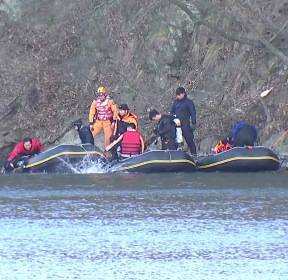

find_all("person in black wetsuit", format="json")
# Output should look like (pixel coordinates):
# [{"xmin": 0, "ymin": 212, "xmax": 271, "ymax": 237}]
[
  {"xmin": 149, "ymin": 109, "xmax": 177, "ymax": 150},
  {"xmin": 73, "ymin": 119, "xmax": 94, "ymax": 145},
  {"xmin": 170, "ymin": 87, "xmax": 197, "ymax": 154}
]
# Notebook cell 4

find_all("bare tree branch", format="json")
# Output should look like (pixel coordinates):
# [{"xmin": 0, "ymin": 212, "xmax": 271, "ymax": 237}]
[
  {"xmin": 170, "ymin": 0, "xmax": 258, "ymax": 46},
  {"xmin": 128, "ymin": 0, "xmax": 168, "ymax": 33},
  {"xmin": 171, "ymin": 0, "xmax": 288, "ymax": 65},
  {"xmin": 270, "ymin": 20, "xmax": 288, "ymax": 42},
  {"xmin": 259, "ymin": 37, "xmax": 288, "ymax": 64}
]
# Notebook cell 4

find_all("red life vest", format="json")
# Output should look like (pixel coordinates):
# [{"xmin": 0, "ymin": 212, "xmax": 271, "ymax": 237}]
[
  {"xmin": 121, "ymin": 131, "xmax": 142, "ymax": 156},
  {"xmin": 214, "ymin": 141, "xmax": 232, "ymax": 154},
  {"xmin": 95, "ymin": 98, "xmax": 113, "ymax": 121}
]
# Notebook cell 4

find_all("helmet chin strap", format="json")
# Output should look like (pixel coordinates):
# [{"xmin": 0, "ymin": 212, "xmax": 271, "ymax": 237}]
[{"xmin": 99, "ymin": 94, "xmax": 107, "ymax": 100}]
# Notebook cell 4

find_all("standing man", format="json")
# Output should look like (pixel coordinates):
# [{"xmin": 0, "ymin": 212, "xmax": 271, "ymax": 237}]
[
  {"xmin": 170, "ymin": 87, "xmax": 197, "ymax": 154},
  {"xmin": 89, "ymin": 86, "xmax": 118, "ymax": 148}
]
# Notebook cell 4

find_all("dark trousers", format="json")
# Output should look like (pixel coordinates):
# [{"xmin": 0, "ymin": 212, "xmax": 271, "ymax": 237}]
[
  {"xmin": 161, "ymin": 138, "xmax": 177, "ymax": 150},
  {"xmin": 181, "ymin": 122, "xmax": 196, "ymax": 154}
]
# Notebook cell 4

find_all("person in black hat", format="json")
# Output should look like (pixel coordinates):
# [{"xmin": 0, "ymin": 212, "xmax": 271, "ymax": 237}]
[
  {"xmin": 118, "ymin": 103, "xmax": 129, "ymax": 111},
  {"xmin": 112, "ymin": 103, "xmax": 138, "ymax": 138},
  {"xmin": 170, "ymin": 87, "xmax": 197, "ymax": 154},
  {"xmin": 73, "ymin": 119, "xmax": 94, "ymax": 145},
  {"xmin": 113, "ymin": 104, "xmax": 138, "ymax": 137}
]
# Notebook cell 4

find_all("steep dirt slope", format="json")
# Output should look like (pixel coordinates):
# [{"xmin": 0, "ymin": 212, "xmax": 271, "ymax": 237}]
[{"xmin": 0, "ymin": 0, "xmax": 287, "ymax": 162}]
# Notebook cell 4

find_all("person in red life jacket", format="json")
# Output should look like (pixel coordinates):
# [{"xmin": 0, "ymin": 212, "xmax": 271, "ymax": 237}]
[
  {"xmin": 89, "ymin": 86, "xmax": 118, "ymax": 148},
  {"xmin": 105, "ymin": 123, "xmax": 144, "ymax": 159},
  {"xmin": 213, "ymin": 137, "xmax": 233, "ymax": 154},
  {"xmin": 4, "ymin": 137, "xmax": 44, "ymax": 171}
]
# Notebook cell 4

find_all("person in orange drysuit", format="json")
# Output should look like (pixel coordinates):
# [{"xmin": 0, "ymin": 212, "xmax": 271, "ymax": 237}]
[
  {"xmin": 89, "ymin": 86, "xmax": 118, "ymax": 148},
  {"xmin": 118, "ymin": 104, "xmax": 138, "ymax": 128},
  {"xmin": 112, "ymin": 104, "xmax": 138, "ymax": 139}
]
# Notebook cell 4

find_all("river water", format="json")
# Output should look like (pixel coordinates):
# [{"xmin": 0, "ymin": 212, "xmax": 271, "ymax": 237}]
[{"xmin": 0, "ymin": 172, "xmax": 287, "ymax": 280}]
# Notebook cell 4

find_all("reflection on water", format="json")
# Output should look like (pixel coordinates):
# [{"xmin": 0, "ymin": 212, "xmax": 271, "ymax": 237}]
[{"xmin": 0, "ymin": 172, "xmax": 288, "ymax": 280}]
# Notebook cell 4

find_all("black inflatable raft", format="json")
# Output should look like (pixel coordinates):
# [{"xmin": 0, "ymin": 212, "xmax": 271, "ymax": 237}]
[
  {"xmin": 197, "ymin": 146, "xmax": 280, "ymax": 172},
  {"xmin": 110, "ymin": 150, "xmax": 196, "ymax": 173},
  {"xmin": 19, "ymin": 144, "xmax": 104, "ymax": 173}
]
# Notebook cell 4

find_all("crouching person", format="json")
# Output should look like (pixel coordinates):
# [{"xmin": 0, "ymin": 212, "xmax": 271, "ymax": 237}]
[
  {"xmin": 105, "ymin": 123, "xmax": 145, "ymax": 159},
  {"xmin": 229, "ymin": 121, "xmax": 257, "ymax": 147},
  {"xmin": 4, "ymin": 137, "xmax": 44, "ymax": 171},
  {"xmin": 149, "ymin": 109, "xmax": 178, "ymax": 150},
  {"xmin": 73, "ymin": 119, "xmax": 94, "ymax": 145}
]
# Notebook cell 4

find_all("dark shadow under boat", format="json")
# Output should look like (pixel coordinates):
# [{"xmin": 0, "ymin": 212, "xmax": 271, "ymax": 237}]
[
  {"xmin": 196, "ymin": 146, "xmax": 280, "ymax": 172},
  {"xmin": 110, "ymin": 150, "xmax": 196, "ymax": 173}
]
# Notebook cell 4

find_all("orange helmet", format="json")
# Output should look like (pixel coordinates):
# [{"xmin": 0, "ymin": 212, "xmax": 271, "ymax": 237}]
[{"xmin": 97, "ymin": 86, "xmax": 108, "ymax": 95}]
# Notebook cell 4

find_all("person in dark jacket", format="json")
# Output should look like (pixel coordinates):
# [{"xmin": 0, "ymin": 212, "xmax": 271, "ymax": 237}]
[
  {"xmin": 73, "ymin": 119, "xmax": 94, "ymax": 145},
  {"xmin": 170, "ymin": 87, "xmax": 197, "ymax": 154},
  {"xmin": 149, "ymin": 109, "xmax": 177, "ymax": 150},
  {"xmin": 229, "ymin": 120, "xmax": 257, "ymax": 147},
  {"xmin": 4, "ymin": 137, "xmax": 44, "ymax": 171}
]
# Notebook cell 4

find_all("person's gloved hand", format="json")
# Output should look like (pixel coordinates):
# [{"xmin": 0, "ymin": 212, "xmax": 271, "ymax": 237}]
[
  {"xmin": 103, "ymin": 151, "xmax": 112, "ymax": 159},
  {"xmin": 153, "ymin": 127, "xmax": 158, "ymax": 135},
  {"xmin": 154, "ymin": 137, "xmax": 160, "ymax": 145},
  {"xmin": 191, "ymin": 123, "xmax": 196, "ymax": 132},
  {"xmin": 16, "ymin": 160, "xmax": 25, "ymax": 168},
  {"xmin": 111, "ymin": 120, "xmax": 116, "ymax": 129},
  {"xmin": 4, "ymin": 161, "xmax": 14, "ymax": 172},
  {"xmin": 110, "ymin": 135, "xmax": 118, "ymax": 142}
]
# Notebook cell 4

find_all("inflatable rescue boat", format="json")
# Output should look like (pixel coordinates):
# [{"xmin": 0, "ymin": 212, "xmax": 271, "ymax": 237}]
[
  {"xmin": 110, "ymin": 150, "xmax": 196, "ymax": 173},
  {"xmin": 18, "ymin": 144, "xmax": 104, "ymax": 173},
  {"xmin": 197, "ymin": 146, "xmax": 280, "ymax": 172}
]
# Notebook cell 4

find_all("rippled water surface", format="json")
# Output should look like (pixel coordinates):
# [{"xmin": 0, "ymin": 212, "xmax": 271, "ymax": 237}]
[{"xmin": 0, "ymin": 172, "xmax": 288, "ymax": 280}]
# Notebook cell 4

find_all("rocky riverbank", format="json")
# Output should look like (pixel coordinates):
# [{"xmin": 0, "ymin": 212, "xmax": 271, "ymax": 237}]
[{"xmin": 0, "ymin": 0, "xmax": 287, "ymax": 163}]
